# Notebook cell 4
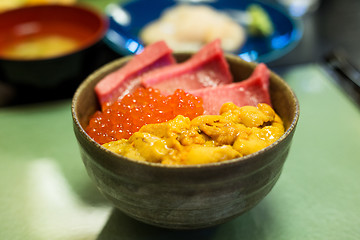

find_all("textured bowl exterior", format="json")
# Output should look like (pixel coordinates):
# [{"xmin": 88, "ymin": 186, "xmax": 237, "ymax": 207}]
[{"xmin": 72, "ymin": 54, "xmax": 299, "ymax": 229}]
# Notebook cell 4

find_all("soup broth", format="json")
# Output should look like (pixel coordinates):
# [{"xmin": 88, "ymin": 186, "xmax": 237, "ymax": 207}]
[{"xmin": 1, "ymin": 34, "xmax": 80, "ymax": 59}]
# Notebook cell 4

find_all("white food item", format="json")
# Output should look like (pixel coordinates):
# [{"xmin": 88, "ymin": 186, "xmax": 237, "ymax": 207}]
[{"xmin": 140, "ymin": 4, "xmax": 246, "ymax": 52}]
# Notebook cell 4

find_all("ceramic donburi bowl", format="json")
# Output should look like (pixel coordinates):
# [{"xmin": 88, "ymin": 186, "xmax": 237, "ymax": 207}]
[{"xmin": 72, "ymin": 53, "xmax": 299, "ymax": 229}]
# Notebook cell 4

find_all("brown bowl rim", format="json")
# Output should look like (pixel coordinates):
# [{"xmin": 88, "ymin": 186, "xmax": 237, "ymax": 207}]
[{"xmin": 72, "ymin": 53, "xmax": 300, "ymax": 170}]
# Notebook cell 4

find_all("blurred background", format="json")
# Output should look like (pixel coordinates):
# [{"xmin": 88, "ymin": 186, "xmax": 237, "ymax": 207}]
[
  {"xmin": 1, "ymin": 0, "xmax": 360, "ymax": 240},
  {"xmin": 0, "ymin": 0, "xmax": 359, "ymax": 106}
]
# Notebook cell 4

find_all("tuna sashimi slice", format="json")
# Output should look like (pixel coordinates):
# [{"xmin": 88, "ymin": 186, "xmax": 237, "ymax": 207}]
[
  {"xmin": 95, "ymin": 41, "xmax": 176, "ymax": 107},
  {"xmin": 189, "ymin": 63, "xmax": 271, "ymax": 115},
  {"xmin": 141, "ymin": 39, "xmax": 233, "ymax": 95}
]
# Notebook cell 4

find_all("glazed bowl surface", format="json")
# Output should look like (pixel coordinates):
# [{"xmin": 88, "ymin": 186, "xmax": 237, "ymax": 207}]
[
  {"xmin": 72, "ymin": 53, "xmax": 299, "ymax": 229},
  {"xmin": 0, "ymin": 4, "xmax": 108, "ymax": 88}
]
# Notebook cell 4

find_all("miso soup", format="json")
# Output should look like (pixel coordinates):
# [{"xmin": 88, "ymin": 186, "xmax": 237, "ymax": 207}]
[{"xmin": 0, "ymin": 34, "xmax": 80, "ymax": 59}]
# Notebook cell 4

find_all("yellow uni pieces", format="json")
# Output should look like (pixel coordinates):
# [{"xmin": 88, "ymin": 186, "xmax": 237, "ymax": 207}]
[{"xmin": 103, "ymin": 102, "xmax": 285, "ymax": 165}]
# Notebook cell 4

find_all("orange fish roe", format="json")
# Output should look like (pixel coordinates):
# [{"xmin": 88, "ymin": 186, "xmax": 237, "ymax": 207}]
[{"xmin": 86, "ymin": 87, "xmax": 204, "ymax": 145}]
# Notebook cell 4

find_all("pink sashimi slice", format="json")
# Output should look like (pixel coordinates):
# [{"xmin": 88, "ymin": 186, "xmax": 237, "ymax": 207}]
[
  {"xmin": 95, "ymin": 41, "xmax": 176, "ymax": 107},
  {"xmin": 141, "ymin": 39, "xmax": 233, "ymax": 95},
  {"xmin": 189, "ymin": 63, "xmax": 271, "ymax": 115}
]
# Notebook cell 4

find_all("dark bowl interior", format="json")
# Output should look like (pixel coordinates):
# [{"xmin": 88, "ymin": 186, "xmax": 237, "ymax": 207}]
[
  {"xmin": 0, "ymin": 4, "xmax": 108, "ymax": 88},
  {"xmin": 72, "ymin": 53, "xmax": 300, "ymax": 229}
]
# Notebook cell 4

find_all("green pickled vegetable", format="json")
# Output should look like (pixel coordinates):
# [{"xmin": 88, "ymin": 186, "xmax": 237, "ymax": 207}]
[{"xmin": 247, "ymin": 4, "xmax": 274, "ymax": 37}]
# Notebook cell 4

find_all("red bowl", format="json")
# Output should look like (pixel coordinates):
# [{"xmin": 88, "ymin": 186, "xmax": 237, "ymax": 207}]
[{"xmin": 0, "ymin": 4, "xmax": 108, "ymax": 88}]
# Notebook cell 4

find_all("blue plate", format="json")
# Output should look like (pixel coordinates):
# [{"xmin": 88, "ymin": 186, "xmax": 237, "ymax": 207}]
[{"xmin": 104, "ymin": 0, "xmax": 303, "ymax": 63}]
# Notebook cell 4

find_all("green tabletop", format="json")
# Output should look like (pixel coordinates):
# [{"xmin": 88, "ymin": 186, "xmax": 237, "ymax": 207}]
[
  {"xmin": 79, "ymin": 0, "xmax": 127, "ymax": 11},
  {"xmin": 1, "ymin": 63, "xmax": 360, "ymax": 240}
]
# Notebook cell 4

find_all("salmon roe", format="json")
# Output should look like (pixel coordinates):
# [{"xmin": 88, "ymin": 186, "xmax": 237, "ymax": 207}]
[{"xmin": 86, "ymin": 87, "xmax": 204, "ymax": 145}]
